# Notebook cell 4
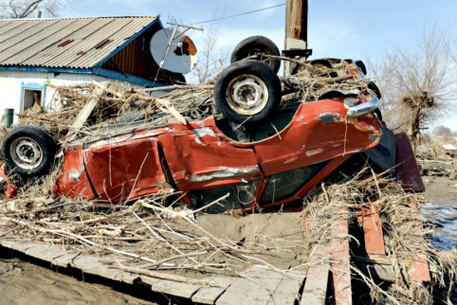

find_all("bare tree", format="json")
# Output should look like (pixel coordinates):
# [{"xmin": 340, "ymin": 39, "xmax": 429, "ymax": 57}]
[
  {"xmin": 0, "ymin": 0, "xmax": 67, "ymax": 19},
  {"xmin": 368, "ymin": 25, "xmax": 457, "ymax": 147},
  {"xmin": 190, "ymin": 28, "xmax": 229, "ymax": 84},
  {"xmin": 433, "ymin": 125, "xmax": 457, "ymax": 141}
]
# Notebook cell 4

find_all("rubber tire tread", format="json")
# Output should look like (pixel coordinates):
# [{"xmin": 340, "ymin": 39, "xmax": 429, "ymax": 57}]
[
  {"xmin": 214, "ymin": 60, "xmax": 281, "ymax": 124},
  {"xmin": 2, "ymin": 124, "xmax": 57, "ymax": 181},
  {"xmin": 230, "ymin": 36, "xmax": 281, "ymax": 73}
]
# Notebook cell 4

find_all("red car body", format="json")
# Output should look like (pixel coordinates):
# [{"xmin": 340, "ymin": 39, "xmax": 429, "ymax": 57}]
[{"xmin": 53, "ymin": 96, "xmax": 383, "ymax": 211}]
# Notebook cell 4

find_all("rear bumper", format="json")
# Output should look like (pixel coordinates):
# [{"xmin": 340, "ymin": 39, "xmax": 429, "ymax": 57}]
[{"xmin": 347, "ymin": 97, "xmax": 380, "ymax": 117}]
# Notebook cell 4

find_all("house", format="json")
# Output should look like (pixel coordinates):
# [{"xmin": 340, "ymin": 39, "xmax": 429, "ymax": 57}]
[{"xmin": 0, "ymin": 16, "xmax": 187, "ymax": 124}]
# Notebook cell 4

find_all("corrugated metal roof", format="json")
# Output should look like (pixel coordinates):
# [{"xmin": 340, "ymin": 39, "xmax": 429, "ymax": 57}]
[{"xmin": 0, "ymin": 16, "xmax": 159, "ymax": 69}]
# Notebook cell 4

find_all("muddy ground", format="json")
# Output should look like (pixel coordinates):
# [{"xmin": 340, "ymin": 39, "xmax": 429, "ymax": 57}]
[
  {"xmin": 0, "ymin": 180, "xmax": 455, "ymax": 305},
  {"xmin": 0, "ymin": 256, "xmax": 159, "ymax": 305}
]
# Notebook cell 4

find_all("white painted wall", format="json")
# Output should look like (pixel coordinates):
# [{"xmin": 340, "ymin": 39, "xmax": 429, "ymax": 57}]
[{"xmin": 0, "ymin": 70, "xmax": 163, "ymax": 125}]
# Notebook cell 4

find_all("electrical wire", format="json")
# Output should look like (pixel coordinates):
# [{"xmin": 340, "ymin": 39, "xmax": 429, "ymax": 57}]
[{"xmin": 193, "ymin": 3, "xmax": 285, "ymax": 25}]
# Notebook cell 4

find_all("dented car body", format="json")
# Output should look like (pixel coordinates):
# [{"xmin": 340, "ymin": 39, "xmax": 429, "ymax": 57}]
[{"xmin": 53, "ymin": 95, "xmax": 383, "ymax": 211}]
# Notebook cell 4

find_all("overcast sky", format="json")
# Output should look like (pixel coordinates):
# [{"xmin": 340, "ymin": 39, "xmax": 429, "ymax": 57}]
[{"xmin": 59, "ymin": 0, "xmax": 457, "ymax": 130}]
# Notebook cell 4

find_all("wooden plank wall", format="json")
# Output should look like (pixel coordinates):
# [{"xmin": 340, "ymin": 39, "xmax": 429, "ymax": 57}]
[{"xmin": 101, "ymin": 23, "xmax": 183, "ymax": 82}]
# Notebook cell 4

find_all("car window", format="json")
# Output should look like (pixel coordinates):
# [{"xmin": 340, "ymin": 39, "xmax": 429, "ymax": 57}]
[
  {"xmin": 260, "ymin": 161, "xmax": 329, "ymax": 204},
  {"xmin": 188, "ymin": 180, "xmax": 259, "ymax": 213}
]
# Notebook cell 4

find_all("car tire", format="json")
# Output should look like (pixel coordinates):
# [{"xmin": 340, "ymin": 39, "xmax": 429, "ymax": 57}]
[
  {"xmin": 367, "ymin": 81, "xmax": 382, "ymax": 99},
  {"xmin": 2, "ymin": 125, "xmax": 57, "ymax": 181},
  {"xmin": 355, "ymin": 60, "xmax": 367, "ymax": 75},
  {"xmin": 214, "ymin": 60, "xmax": 281, "ymax": 124},
  {"xmin": 230, "ymin": 36, "xmax": 281, "ymax": 73}
]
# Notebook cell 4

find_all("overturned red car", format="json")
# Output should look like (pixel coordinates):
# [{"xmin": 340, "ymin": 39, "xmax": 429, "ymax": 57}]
[{"xmin": 0, "ymin": 39, "xmax": 423, "ymax": 211}]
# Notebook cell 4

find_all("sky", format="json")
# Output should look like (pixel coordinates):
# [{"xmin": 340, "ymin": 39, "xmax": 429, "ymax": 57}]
[{"xmin": 58, "ymin": 0, "xmax": 457, "ymax": 130}]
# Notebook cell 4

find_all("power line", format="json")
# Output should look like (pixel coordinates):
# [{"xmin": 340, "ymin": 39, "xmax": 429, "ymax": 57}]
[{"xmin": 194, "ymin": 3, "xmax": 285, "ymax": 25}]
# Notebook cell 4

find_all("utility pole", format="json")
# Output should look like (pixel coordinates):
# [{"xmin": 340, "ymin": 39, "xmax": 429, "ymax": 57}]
[{"xmin": 284, "ymin": 0, "xmax": 309, "ymax": 75}]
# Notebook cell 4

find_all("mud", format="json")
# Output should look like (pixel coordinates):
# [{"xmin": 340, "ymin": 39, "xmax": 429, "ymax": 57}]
[{"xmin": 0, "ymin": 256, "xmax": 159, "ymax": 305}]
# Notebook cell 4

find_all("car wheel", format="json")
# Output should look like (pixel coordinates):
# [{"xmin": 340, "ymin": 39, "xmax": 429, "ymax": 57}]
[
  {"xmin": 230, "ymin": 36, "xmax": 281, "ymax": 73},
  {"xmin": 214, "ymin": 60, "xmax": 281, "ymax": 124},
  {"xmin": 367, "ymin": 81, "xmax": 382, "ymax": 99},
  {"xmin": 355, "ymin": 60, "xmax": 367, "ymax": 75},
  {"xmin": 2, "ymin": 125, "xmax": 57, "ymax": 181}
]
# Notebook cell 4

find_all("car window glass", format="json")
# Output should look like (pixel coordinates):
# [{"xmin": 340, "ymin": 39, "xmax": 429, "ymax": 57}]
[
  {"xmin": 188, "ymin": 180, "xmax": 259, "ymax": 213},
  {"xmin": 260, "ymin": 161, "xmax": 329, "ymax": 204}
]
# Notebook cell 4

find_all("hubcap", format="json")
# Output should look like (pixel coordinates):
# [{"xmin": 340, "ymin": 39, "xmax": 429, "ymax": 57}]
[
  {"xmin": 10, "ymin": 137, "xmax": 43, "ymax": 170},
  {"xmin": 226, "ymin": 74, "xmax": 269, "ymax": 116}
]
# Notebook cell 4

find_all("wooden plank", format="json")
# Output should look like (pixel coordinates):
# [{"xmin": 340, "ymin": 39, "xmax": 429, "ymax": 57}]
[
  {"xmin": 352, "ymin": 254, "xmax": 392, "ymax": 266},
  {"xmin": 51, "ymin": 252, "xmax": 83, "ymax": 268},
  {"xmin": 137, "ymin": 275, "xmax": 160, "ymax": 286},
  {"xmin": 268, "ymin": 271, "xmax": 306, "ymax": 305},
  {"xmin": 191, "ymin": 275, "xmax": 234, "ymax": 305},
  {"xmin": 362, "ymin": 204, "xmax": 385, "ymax": 255},
  {"xmin": 70, "ymin": 255, "xmax": 122, "ymax": 282},
  {"xmin": 93, "ymin": 80, "xmax": 122, "ymax": 98},
  {"xmin": 23, "ymin": 243, "xmax": 63, "ymax": 258},
  {"xmin": 216, "ymin": 267, "xmax": 284, "ymax": 305},
  {"xmin": 1, "ymin": 240, "xmax": 39, "ymax": 253},
  {"xmin": 150, "ymin": 279, "xmax": 201, "ymax": 299},
  {"xmin": 410, "ymin": 253, "xmax": 431, "ymax": 283},
  {"xmin": 301, "ymin": 266, "xmax": 329, "ymax": 305},
  {"xmin": 331, "ymin": 216, "xmax": 352, "ymax": 305},
  {"xmin": 373, "ymin": 264, "xmax": 397, "ymax": 282},
  {"xmin": 66, "ymin": 87, "xmax": 103, "ymax": 141},
  {"xmin": 155, "ymin": 98, "xmax": 187, "ymax": 125},
  {"xmin": 407, "ymin": 203, "xmax": 431, "ymax": 283},
  {"xmin": 301, "ymin": 245, "xmax": 330, "ymax": 305}
]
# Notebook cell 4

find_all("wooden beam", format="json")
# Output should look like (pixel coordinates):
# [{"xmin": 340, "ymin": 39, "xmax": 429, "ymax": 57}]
[
  {"xmin": 359, "ymin": 204, "xmax": 386, "ymax": 255},
  {"xmin": 331, "ymin": 215, "xmax": 353, "ymax": 305},
  {"xmin": 301, "ymin": 245, "xmax": 330, "ymax": 305},
  {"xmin": 285, "ymin": 0, "xmax": 308, "ymax": 50},
  {"xmin": 284, "ymin": 0, "xmax": 309, "ymax": 76},
  {"xmin": 66, "ymin": 87, "xmax": 103, "ymax": 142},
  {"xmin": 407, "ymin": 203, "xmax": 431, "ymax": 283},
  {"xmin": 410, "ymin": 254, "xmax": 431, "ymax": 283}
]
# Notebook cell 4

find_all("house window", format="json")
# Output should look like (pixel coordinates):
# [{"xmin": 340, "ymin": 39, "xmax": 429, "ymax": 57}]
[
  {"xmin": 20, "ymin": 82, "xmax": 46, "ymax": 113},
  {"xmin": 22, "ymin": 89, "xmax": 42, "ymax": 112}
]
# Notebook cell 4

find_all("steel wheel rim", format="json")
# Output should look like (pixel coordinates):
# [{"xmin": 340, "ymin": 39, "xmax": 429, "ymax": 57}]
[
  {"xmin": 10, "ymin": 137, "xmax": 43, "ymax": 170},
  {"xmin": 226, "ymin": 74, "xmax": 269, "ymax": 116}
]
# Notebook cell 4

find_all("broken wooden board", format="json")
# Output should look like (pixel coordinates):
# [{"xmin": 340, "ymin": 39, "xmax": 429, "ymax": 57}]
[
  {"xmin": 191, "ymin": 275, "xmax": 234, "ymax": 305},
  {"xmin": 216, "ymin": 266, "xmax": 302, "ymax": 305},
  {"xmin": 268, "ymin": 271, "xmax": 306, "ymax": 305},
  {"xmin": 0, "ymin": 233, "xmax": 138, "ymax": 284},
  {"xmin": 150, "ymin": 280, "xmax": 201, "ymax": 299}
]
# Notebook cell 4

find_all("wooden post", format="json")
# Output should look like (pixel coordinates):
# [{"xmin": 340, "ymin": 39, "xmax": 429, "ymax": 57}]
[
  {"xmin": 285, "ymin": 0, "xmax": 308, "ymax": 50},
  {"xmin": 284, "ymin": 0, "xmax": 309, "ymax": 75}
]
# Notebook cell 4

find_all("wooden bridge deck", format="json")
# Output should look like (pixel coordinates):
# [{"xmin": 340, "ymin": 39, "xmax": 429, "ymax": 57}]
[{"xmin": 0, "ymin": 203, "xmax": 431, "ymax": 304}]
